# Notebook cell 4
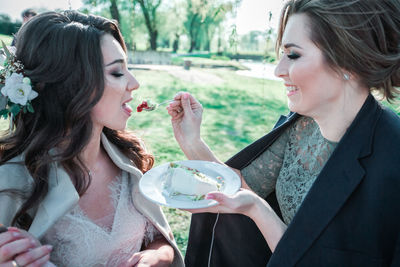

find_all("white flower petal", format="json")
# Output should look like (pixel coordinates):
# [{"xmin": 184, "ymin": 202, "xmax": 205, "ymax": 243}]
[
  {"xmin": 28, "ymin": 89, "xmax": 38, "ymax": 100},
  {"xmin": 6, "ymin": 73, "xmax": 24, "ymax": 84},
  {"xmin": 5, "ymin": 79, "xmax": 32, "ymax": 106},
  {"xmin": 1, "ymin": 85, "xmax": 7, "ymax": 96},
  {"xmin": 22, "ymin": 77, "xmax": 31, "ymax": 84}
]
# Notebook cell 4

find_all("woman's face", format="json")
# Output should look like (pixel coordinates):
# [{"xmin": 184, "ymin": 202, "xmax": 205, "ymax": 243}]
[
  {"xmin": 91, "ymin": 34, "xmax": 139, "ymax": 131},
  {"xmin": 274, "ymin": 14, "xmax": 345, "ymax": 118}
]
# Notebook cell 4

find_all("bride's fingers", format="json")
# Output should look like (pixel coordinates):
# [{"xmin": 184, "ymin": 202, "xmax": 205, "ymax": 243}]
[
  {"xmin": 0, "ymin": 231, "xmax": 23, "ymax": 248},
  {"xmin": 14, "ymin": 245, "xmax": 52, "ymax": 266},
  {"xmin": 0, "ymin": 238, "xmax": 35, "ymax": 262},
  {"xmin": 25, "ymin": 254, "xmax": 51, "ymax": 267}
]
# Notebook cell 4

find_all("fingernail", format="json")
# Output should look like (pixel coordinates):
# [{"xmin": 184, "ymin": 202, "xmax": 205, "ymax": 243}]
[
  {"xmin": 205, "ymin": 194, "xmax": 214, "ymax": 200},
  {"xmin": 31, "ymin": 239, "xmax": 37, "ymax": 246},
  {"xmin": 12, "ymin": 232, "xmax": 21, "ymax": 237},
  {"xmin": 46, "ymin": 245, "xmax": 53, "ymax": 251},
  {"xmin": 183, "ymin": 93, "xmax": 188, "ymax": 99},
  {"xmin": 8, "ymin": 227, "xmax": 20, "ymax": 232}
]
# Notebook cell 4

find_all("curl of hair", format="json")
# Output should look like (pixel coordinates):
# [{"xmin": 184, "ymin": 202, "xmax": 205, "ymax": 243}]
[
  {"xmin": 0, "ymin": 11, "xmax": 154, "ymax": 229},
  {"xmin": 276, "ymin": 0, "xmax": 400, "ymax": 102}
]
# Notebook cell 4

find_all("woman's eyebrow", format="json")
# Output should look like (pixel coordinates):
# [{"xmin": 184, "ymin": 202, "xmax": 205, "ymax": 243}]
[
  {"xmin": 105, "ymin": 58, "xmax": 125, "ymax": 66},
  {"xmin": 283, "ymin": 43, "xmax": 303, "ymax": 49}
]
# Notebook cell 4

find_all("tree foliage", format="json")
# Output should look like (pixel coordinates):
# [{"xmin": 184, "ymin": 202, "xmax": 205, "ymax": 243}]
[
  {"xmin": 184, "ymin": 0, "xmax": 239, "ymax": 52},
  {"xmin": 0, "ymin": 14, "xmax": 21, "ymax": 36},
  {"xmin": 82, "ymin": 0, "xmax": 242, "ymax": 52},
  {"xmin": 83, "ymin": 0, "xmax": 121, "ymax": 24}
]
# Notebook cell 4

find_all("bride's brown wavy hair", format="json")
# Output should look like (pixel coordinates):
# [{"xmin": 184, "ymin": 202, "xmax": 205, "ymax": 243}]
[
  {"xmin": 276, "ymin": 0, "xmax": 400, "ymax": 102},
  {"xmin": 0, "ymin": 11, "xmax": 154, "ymax": 229}
]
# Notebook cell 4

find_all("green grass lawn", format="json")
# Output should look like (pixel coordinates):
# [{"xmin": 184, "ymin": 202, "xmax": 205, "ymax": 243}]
[{"xmin": 0, "ymin": 34, "xmax": 13, "ymax": 46}]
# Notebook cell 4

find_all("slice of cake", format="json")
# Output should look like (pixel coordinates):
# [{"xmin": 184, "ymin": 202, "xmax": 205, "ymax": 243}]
[{"xmin": 164, "ymin": 163, "xmax": 222, "ymax": 198}]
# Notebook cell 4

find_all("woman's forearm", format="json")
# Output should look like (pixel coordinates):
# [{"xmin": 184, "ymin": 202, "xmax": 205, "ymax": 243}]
[
  {"xmin": 246, "ymin": 196, "xmax": 287, "ymax": 252},
  {"xmin": 180, "ymin": 138, "xmax": 221, "ymax": 163},
  {"xmin": 180, "ymin": 138, "xmax": 251, "ymax": 189}
]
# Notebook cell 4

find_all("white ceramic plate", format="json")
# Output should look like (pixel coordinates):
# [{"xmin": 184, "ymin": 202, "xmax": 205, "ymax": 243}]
[{"xmin": 139, "ymin": 160, "xmax": 241, "ymax": 209}]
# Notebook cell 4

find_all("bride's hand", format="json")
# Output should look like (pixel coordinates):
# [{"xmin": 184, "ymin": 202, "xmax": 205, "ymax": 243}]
[
  {"xmin": 167, "ymin": 92, "xmax": 203, "ymax": 147},
  {"xmin": 0, "ymin": 227, "xmax": 53, "ymax": 267}
]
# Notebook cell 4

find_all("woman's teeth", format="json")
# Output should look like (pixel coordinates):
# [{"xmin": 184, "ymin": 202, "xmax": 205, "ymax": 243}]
[{"xmin": 287, "ymin": 86, "xmax": 299, "ymax": 93}]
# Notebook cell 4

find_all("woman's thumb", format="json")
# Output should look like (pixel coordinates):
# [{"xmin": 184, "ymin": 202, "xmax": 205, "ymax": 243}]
[
  {"xmin": 206, "ymin": 192, "xmax": 227, "ymax": 203},
  {"xmin": 181, "ymin": 93, "xmax": 193, "ymax": 114}
]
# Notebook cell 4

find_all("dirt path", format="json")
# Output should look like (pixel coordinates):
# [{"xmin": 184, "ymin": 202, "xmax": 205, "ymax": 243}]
[{"xmin": 130, "ymin": 64, "xmax": 225, "ymax": 85}]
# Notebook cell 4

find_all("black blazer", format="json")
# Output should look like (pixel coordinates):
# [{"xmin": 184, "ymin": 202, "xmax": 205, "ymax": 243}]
[{"xmin": 185, "ymin": 94, "xmax": 400, "ymax": 267}]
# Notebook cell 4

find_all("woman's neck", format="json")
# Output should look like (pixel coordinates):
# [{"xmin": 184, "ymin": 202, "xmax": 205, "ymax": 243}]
[
  {"xmin": 81, "ymin": 125, "xmax": 103, "ymax": 171},
  {"xmin": 312, "ymin": 86, "xmax": 369, "ymax": 143}
]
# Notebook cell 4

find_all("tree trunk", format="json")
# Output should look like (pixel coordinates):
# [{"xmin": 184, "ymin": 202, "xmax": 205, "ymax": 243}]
[
  {"xmin": 173, "ymin": 33, "xmax": 179, "ymax": 53},
  {"xmin": 136, "ymin": 0, "xmax": 161, "ymax": 51},
  {"xmin": 189, "ymin": 40, "xmax": 196, "ymax": 52},
  {"xmin": 188, "ymin": 14, "xmax": 199, "ymax": 52},
  {"xmin": 110, "ymin": 0, "xmax": 120, "ymax": 24},
  {"xmin": 150, "ymin": 30, "xmax": 158, "ymax": 51}
]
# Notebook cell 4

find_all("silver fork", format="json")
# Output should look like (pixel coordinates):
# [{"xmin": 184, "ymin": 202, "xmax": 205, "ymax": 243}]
[{"xmin": 139, "ymin": 99, "xmax": 174, "ymax": 111}]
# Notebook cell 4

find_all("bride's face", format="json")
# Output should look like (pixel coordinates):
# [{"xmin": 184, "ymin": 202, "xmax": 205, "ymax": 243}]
[{"xmin": 91, "ymin": 34, "xmax": 139, "ymax": 131}]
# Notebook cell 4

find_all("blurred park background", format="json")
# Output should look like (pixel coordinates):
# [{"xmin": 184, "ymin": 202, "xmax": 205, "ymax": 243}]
[{"xmin": 0, "ymin": 0, "xmax": 398, "ymax": 255}]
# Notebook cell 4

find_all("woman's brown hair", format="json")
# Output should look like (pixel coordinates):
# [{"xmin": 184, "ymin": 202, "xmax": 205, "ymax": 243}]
[
  {"xmin": 0, "ymin": 11, "xmax": 154, "ymax": 228},
  {"xmin": 276, "ymin": 0, "xmax": 400, "ymax": 102}
]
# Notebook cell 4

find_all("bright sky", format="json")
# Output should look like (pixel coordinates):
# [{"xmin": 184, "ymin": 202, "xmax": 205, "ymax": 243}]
[
  {"xmin": 0, "ymin": 0, "xmax": 285, "ymax": 34},
  {"xmin": 235, "ymin": 0, "xmax": 286, "ymax": 34},
  {"xmin": 0, "ymin": 0, "xmax": 83, "ymax": 20}
]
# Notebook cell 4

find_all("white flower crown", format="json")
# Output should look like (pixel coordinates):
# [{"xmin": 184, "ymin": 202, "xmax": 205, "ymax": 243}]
[{"xmin": 0, "ymin": 40, "xmax": 38, "ymax": 121}]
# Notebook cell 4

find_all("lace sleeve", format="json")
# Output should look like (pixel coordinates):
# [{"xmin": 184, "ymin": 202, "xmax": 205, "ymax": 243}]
[
  {"xmin": 143, "ymin": 220, "xmax": 163, "ymax": 247},
  {"xmin": 241, "ymin": 128, "xmax": 290, "ymax": 199}
]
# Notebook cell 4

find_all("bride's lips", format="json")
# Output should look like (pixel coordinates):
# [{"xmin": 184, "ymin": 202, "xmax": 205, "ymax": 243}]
[{"xmin": 122, "ymin": 98, "xmax": 133, "ymax": 116}]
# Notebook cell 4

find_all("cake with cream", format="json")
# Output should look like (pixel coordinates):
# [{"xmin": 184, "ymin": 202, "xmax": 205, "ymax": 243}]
[{"xmin": 164, "ymin": 163, "xmax": 222, "ymax": 199}]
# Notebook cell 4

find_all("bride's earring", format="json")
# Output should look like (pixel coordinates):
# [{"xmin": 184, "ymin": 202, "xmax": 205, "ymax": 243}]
[{"xmin": 343, "ymin": 73, "xmax": 350, "ymax": 81}]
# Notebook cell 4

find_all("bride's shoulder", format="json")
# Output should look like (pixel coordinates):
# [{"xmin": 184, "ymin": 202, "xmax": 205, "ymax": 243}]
[{"xmin": 0, "ymin": 154, "xmax": 32, "ymax": 188}]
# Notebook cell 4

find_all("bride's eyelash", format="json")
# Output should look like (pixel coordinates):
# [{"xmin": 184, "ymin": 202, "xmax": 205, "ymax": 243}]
[
  {"xmin": 112, "ymin": 72, "xmax": 124, "ymax": 77},
  {"xmin": 287, "ymin": 52, "xmax": 300, "ymax": 60}
]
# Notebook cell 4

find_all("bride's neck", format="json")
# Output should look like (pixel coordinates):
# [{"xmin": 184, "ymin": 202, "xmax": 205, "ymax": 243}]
[{"xmin": 81, "ymin": 126, "xmax": 103, "ymax": 171}]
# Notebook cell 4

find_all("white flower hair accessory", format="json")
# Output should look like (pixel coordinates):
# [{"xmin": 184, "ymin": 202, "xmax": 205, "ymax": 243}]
[{"xmin": 0, "ymin": 40, "xmax": 38, "ymax": 121}]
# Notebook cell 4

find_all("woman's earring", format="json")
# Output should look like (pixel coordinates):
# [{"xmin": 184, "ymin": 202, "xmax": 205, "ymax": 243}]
[{"xmin": 343, "ymin": 73, "xmax": 350, "ymax": 81}]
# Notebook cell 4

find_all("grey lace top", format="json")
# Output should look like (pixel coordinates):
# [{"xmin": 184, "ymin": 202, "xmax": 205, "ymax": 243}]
[{"xmin": 241, "ymin": 116, "xmax": 338, "ymax": 224}]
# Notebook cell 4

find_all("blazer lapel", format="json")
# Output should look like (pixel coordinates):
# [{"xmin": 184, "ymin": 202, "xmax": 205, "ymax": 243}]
[
  {"xmin": 268, "ymin": 94, "xmax": 381, "ymax": 266},
  {"xmin": 226, "ymin": 113, "xmax": 300, "ymax": 170}
]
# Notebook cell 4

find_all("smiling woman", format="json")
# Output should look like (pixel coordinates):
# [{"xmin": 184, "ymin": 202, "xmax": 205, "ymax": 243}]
[
  {"xmin": 167, "ymin": 0, "xmax": 400, "ymax": 266},
  {"xmin": 0, "ymin": 10, "xmax": 184, "ymax": 267}
]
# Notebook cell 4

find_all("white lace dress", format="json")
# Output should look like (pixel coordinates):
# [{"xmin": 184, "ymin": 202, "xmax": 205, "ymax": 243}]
[{"xmin": 42, "ymin": 171, "xmax": 161, "ymax": 267}]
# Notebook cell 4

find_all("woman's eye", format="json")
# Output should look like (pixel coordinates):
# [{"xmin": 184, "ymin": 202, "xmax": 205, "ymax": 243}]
[
  {"xmin": 112, "ymin": 72, "xmax": 124, "ymax": 77},
  {"xmin": 287, "ymin": 53, "xmax": 300, "ymax": 60}
]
